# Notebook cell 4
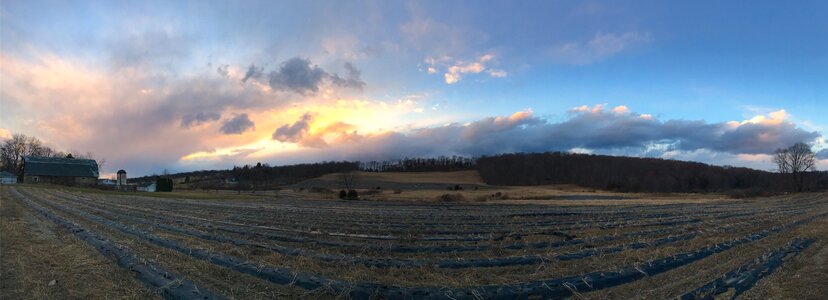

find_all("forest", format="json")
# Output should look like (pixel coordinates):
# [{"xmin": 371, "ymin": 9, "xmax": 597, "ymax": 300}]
[{"xmin": 476, "ymin": 152, "xmax": 828, "ymax": 194}]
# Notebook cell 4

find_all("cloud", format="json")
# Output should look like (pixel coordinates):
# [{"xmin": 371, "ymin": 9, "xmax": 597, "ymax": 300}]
[
  {"xmin": 262, "ymin": 58, "xmax": 365, "ymax": 94},
  {"xmin": 817, "ymin": 149, "xmax": 828, "ymax": 160},
  {"xmin": 181, "ymin": 112, "xmax": 221, "ymax": 128},
  {"xmin": 108, "ymin": 30, "xmax": 193, "ymax": 74},
  {"xmin": 551, "ymin": 31, "xmax": 651, "ymax": 64},
  {"xmin": 270, "ymin": 112, "xmax": 366, "ymax": 148},
  {"xmin": 241, "ymin": 64, "xmax": 264, "ymax": 83},
  {"xmin": 219, "ymin": 113, "xmax": 255, "ymax": 135},
  {"xmin": 0, "ymin": 51, "xmax": 290, "ymax": 176},
  {"xmin": 0, "ymin": 128, "xmax": 12, "ymax": 140},
  {"xmin": 272, "ymin": 113, "xmax": 315, "ymax": 143},
  {"xmin": 268, "ymin": 58, "xmax": 326, "ymax": 94},
  {"xmin": 261, "ymin": 106, "xmax": 821, "ymax": 162},
  {"xmin": 488, "ymin": 69, "xmax": 507, "ymax": 78},
  {"xmin": 427, "ymin": 53, "xmax": 506, "ymax": 84},
  {"xmin": 216, "ymin": 64, "xmax": 230, "ymax": 77},
  {"xmin": 328, "ymin": 62, "xmax": 366, "ymax": 90}
]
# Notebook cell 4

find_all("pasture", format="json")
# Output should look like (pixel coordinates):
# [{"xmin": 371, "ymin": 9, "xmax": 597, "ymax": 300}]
[{"xmin": 1, "ymin": 185, "xmax": 826, "ymax": 299}]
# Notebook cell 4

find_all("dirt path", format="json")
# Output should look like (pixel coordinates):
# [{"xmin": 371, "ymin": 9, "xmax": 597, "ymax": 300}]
[{"xmin": 0, "ymin": 187, "xmax": 157, "ymax": 299}]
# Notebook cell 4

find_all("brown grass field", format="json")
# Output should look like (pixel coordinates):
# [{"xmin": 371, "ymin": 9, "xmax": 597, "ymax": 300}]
[{"xmin": 1, "ymin": 177, "xmax": 826, "ymax": 299}]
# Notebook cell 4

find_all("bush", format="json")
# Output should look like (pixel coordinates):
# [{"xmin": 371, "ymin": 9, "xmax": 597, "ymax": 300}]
[
  {"xmin": 347, "ymin": 189, "xmax": 359, "ymax": 200},
  {"xmin": 437, "ymin": 193, "xmax": 465, "ymax": 202},
  {"xmin": 392, "ymin": 189, "xmax": 403, "ymax": 194},
  {"xmin": 156, "ymin": 177, "xmax": 173, "ymax": 192},
  {"xmin": 338, "ymin": 190, "xmax": 347, "ymax": 199}
]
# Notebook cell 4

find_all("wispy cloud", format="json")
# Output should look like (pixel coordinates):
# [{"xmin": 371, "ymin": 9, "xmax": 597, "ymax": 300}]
[
  {"xmin": 551, "ymin": 31, "xmax": 652, "ymax": 64},
  {"xmin": 425, "ymin": 53, "xmax": 507, "ymax": 84}
]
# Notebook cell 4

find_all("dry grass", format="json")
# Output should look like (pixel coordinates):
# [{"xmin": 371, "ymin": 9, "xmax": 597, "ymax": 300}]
[
  {"xmin": 0, "ymin": 186, "xmax": 157, "ymax": 299},
  {"xmin": 315, "ymin": 170, "xmax": 486, "ymax": 185},
  {"xmin": 7, "ymin": 188, "xmax": 310, "ymax": 299},
  {"xmin": 737, "ymin": 217, "xmax": 828, "ymax": 300},
  {"xmin": 17, "ymin": 183, "xmax": 273, "ymax": 201},
  {"xmin": 5, "ymin": 184, "xmax": 826, "ymax": 299}
]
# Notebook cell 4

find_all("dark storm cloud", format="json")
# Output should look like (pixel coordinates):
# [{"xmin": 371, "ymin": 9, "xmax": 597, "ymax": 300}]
[
  {"xmin": 272, "ymin": 113, "xmax": 313, "ymax": 142},
  {"xmin": 180, "ymin": 112, "xmax": 221, "ymax": 128},
  {"xmin": 242, "ymin": 58, "xmax": 365, "ymax": 94},
  {"xmin": 268, "ymin": 58, "xmax": 327, "ymax": 94},
  {"xmin": 220, "ymin": 114, "xmax": 255, "ymax": 135}
]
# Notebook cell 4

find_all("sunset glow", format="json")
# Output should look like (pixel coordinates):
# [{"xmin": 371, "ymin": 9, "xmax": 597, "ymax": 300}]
[{"xmin": 1, "ymin": 1, "xmax": 826, "ymax": 175}]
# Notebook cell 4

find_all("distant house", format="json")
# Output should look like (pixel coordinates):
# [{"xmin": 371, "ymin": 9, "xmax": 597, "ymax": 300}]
[
  {"xmin": 23, "ymin": 156, "xmax": 99, "ymax": 186},
  {"xmin": 0, "ymin": 171, "xmax": 17, "ymax": 184},
  {"xmin": 98, "ymin": 179, "xmax": 117, "ymax": 186},
  {"xmin": 137, "ymin": 181, "xmax": 156, "ymax": 192}
]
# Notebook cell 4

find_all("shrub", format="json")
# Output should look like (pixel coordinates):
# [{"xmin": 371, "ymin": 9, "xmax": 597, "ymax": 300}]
[
  {"xmin": 156, "ymin": 177, "xmax": 173, "ymax": 192},
  {"xmin": 338, "ymin": 190, "xmax": 347, "ymax": 199},
  {"xmin": 347, "ymin": 189, "xmax": 359, "ymax": 200}
]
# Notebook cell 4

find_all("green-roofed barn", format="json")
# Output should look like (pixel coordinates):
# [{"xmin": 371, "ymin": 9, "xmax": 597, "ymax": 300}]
[{"xmin": 23, "ymin": 156, "xmax": 99, "ymax": 186}]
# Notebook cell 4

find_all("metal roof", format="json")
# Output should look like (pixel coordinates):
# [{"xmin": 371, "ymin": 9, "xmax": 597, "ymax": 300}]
[
  {"xmin": 24, "ymin": 156, "xmax": 99, "ymax": 177},
  {"xmin": 0, "ymin": 171, "xmax": 16, "ymax": 178}
]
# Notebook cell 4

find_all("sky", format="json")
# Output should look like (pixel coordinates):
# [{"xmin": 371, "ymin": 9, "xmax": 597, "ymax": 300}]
[{"xmin": 1, "ymin": 0, "xmax": 827, "ymax": 177}]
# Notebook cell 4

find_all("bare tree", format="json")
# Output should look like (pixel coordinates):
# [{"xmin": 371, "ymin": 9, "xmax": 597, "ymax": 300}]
[
  {"xmin": 341, "ymin": 171, "xmax": 359, "ymax": 190},
  {"xmin": 0, "ymin": 134, "xmax": 55, "ymax": 176},
  {"xmin": 97, "ymin": 157, "xmax": 107, "ymax": 174},
  {"xmin": 774, "ymin": 142, "xmax": 817, "ymax": 192}
]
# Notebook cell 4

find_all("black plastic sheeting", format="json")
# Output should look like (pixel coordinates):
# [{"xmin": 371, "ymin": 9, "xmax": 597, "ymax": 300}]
[
  {"xmin": 42, "ymin": 188, "xmax": 698, "ymax": 253},
  {"xmin": 19, "ymin": 187, "xmax": 825, "ymax": 299},
  {"xmin": 46, "ymin": 188, "xmax": 745, "ymax": 236},
  {"xmin": 678, "ymin": 238, "xmax": 815, "ymax": 300},
  {"xmin": 38, "ymin": 189, "xmax": 697, "ymax": 269},
  {"xmin": 45, "ymin": 188, "xmax": 806, "ymax": 251},
  {"xmin": 10, "ymin": 188, "xmax": 223, "ymax": 300}
]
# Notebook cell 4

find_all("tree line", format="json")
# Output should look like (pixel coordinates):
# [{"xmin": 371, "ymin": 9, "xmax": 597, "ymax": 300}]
[
  {"xmin": 359, "ymin": 156, "xmax": 476, "ymax": 172},
  {"xmin": 476, "ymin": 151, "xmax": 826, "ymax": 193},
  {"xmin": 132, "ymin": 161, "xmax": 360, "ymax": 189},
  {"xmin": 0, "ymin": 134, "xmax": 105, "ymax": 178}
]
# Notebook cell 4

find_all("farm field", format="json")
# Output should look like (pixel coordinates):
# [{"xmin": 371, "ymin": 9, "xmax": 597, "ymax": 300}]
[{"xmin": 1, "ymin": 185, "xmax": 827, "ymax": 299}]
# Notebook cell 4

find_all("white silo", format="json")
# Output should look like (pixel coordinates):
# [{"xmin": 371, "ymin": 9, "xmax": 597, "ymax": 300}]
[{"xmin": 117, "ymin": 169, "xmax": 127, "ymax": 186}]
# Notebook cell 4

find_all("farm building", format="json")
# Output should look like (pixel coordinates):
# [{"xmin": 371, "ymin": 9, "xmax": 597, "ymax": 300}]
[
  {"xmin": 98, "ymin": 178, "xmax": 117, "ymax": 186},
  {"xmin": 117, "ymin": 169, "xmax": 127, "ymax": 186},
  {"xmin": 137, "ymin": 181, "xmax": 156, "ymax": 192},
  {"xmin": 23, "ymin": 156, "xmax": 99, "ymax": 186},
  {"xmin": 0, "ymin": 171, "xmax": 17, "ymax": 184}
]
